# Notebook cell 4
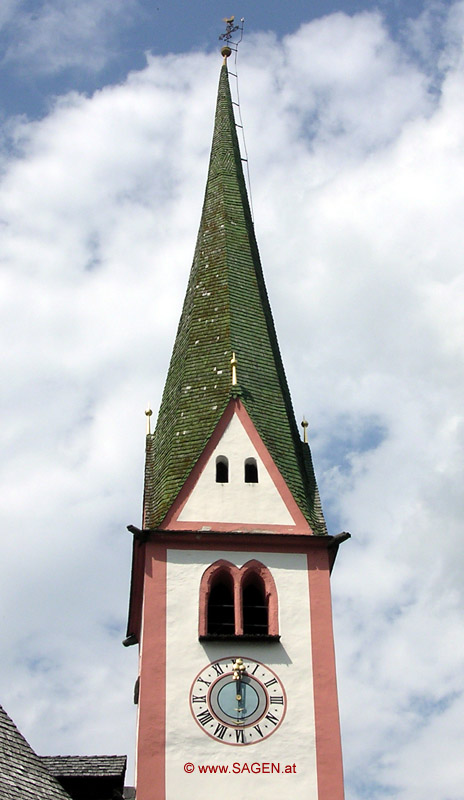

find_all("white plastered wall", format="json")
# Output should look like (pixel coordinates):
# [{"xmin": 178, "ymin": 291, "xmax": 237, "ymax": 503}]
[
  {"xmin": 177, "ymin": 412, "xmax": 295, "ymax": 526},
  {"xmin": 165, "ymin": 549, "xmax": 318, "ymax": 799}
]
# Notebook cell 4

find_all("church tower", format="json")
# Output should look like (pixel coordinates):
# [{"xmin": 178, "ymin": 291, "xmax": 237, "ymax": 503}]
[{"xmin": 125, "ymin": 46, "xmax": 348, "ymax": 800}]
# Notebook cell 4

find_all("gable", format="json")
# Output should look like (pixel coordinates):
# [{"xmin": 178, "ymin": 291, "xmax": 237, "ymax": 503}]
[{"xmin": 160, "ymin": 402, "xmax": 312, "ymax": 532}]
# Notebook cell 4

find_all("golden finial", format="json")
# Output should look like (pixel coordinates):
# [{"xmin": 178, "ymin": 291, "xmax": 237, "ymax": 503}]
[
  {"xmin": 221, "ymin": 44, "xmax": 232, "ymax": 62},
  {"xmin": 232, "ymin": 657, "xmax": 246, "ymax": 681},
  {"xmin": 301, "ymin": 416, "xmax": 309, "ymax": 444},
  {"xmin": 230, "ymin": 351, "xmax": 238, "ymax": 386},
  {"xmin": 145, "ymin": 406, "xmax": 153, "ymax": 435}
]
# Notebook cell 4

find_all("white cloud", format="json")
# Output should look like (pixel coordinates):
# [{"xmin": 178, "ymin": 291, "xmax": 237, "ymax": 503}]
[
  {"xmin": 1, "ymin": 0, "xmax": 138, "ymax": 74},
  {"xmin": 1, "ymin": 6, "xmax": 464, "ymax": 798}
]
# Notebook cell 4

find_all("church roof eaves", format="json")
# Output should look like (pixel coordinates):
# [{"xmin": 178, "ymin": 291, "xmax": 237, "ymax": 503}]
[{"xmin": 40, "ymin": 754, "xmax": 127, "ymax": 779}]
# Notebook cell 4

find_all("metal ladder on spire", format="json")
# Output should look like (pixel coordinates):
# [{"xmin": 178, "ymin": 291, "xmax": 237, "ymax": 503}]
[{"xmin": 220, "ymin": 17, "xmax": 255, "ymax": 221}]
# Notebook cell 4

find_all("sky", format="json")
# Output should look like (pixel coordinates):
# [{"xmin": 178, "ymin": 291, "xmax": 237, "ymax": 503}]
[{"xmin": 0, "ymin": 1, "xmax": 463, "ymax": 798}]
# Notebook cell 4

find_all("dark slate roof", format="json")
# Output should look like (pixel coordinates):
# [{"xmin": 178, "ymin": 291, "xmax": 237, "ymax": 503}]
[
  {"xmin": 41, "ymin": 755, "xmax": 127, "ymax": 779},
  {"xmin": 0, "ymin": 704, "xmax": 72, "ymax": 800},
  {"xmin": 144, "ymin": 63, "xmax": 326, "ymax": 534}
]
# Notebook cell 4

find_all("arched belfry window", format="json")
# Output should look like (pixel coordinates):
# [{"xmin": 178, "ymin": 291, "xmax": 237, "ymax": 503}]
[
  {"xmin": 207, "ymin": 571, "xmax": 234, "ymax": 635},
  {"xmin": 242, "ymin": 573, "xmax": 268, "ymax": 635},
  {"xmin": 244, "ymin": 457, "xmax": 258, "ymax": 483},
  {"xmin": 199, "ymin": 560, "xmax": 279, "ymax": 640},
  {"xmin": 216, "ymin": 455, "xmax": 229, "ymax": 483}
]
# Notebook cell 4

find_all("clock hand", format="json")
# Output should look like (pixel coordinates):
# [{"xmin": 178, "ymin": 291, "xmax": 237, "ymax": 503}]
[
  {"xmin": 232, "ymin": 657, "xmax": 247, "ymax": 721},
  {"xmin": 235, "ymin": 676, "xmax": 242, "ymax": 705}
]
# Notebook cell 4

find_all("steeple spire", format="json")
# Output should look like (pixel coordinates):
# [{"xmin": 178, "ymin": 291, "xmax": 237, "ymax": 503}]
[{"xmin": 143, "ymin": 61, "xmax": 326, "ymax": 534}]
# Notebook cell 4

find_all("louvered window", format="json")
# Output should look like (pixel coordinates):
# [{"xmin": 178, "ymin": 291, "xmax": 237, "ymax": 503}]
[
  {"xmin": 207, "ymin": 573, "xmax": 234, "ymax": 635},
  {"xmin": 243, "ymin": 574, "xmax": 268, "ymax": 635},
  {"xmin": 199, "ymin": 560, "xmax": 279, "ymax": 640}
]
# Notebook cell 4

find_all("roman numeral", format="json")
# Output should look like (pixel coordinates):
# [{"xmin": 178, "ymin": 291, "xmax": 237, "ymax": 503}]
[
  {"xmin": 196, "ymin": 677, "xmax": 211, "ymax": 687},
  {"xmin": 214, "ymin": 723, "xmax": 228, "ymax": 740},
  {"xmin": 253, "ymin": 724, "xmax": 263, "ymax": 738},
  {"xmin": 251, "ymin": 663, "xmax": 260, "ymax": 675},
  {"xmin": 272, "ymin": 696, "xmax": 284, "ymax": 704},
  {"xmin": 265, "ymin": 712, "xmax": 279, "ymax": 726},
  {"xmin": 191, "ymin": 695, "xmax": 206, "ymax": 704},
  {"xmin": 212, "ymin": 663, "xmax": 224, "ymax": 676},
  {"xmin": 196, "ymin": 709, "xmax": 213, "ymax": 726},
  {"xmin": 264, "ymin": 678, "xmax": 277, "ymax": 688},
  {"xmin": 235, "ymin": 728, "xmax": 245, "ymax": 743}
]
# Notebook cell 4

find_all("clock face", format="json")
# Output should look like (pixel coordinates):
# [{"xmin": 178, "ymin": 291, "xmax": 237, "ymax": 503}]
[{"xmin": 189, "ymin": 656, "xmax": 286, "ymax": 745}]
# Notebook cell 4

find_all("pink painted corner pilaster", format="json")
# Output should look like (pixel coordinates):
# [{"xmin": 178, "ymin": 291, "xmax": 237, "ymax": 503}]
[
  {"xmin": 308, "ymin": 549, "xmax": 345, "ymax": 799},
  {"xmin": 135, "ymin": 542, "xmax": 166, "ymax": 800}
]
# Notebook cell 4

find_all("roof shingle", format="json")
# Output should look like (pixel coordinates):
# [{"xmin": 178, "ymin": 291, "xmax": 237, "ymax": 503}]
[
  {"xmin": 0, "ymin": 705, "xmax": 72, "ymax": 800},
  {"xmin": 144, "ymin": 63, "xmax": 326, "ymax": 534},
  {"xmin": 40, "ymin": 755, "xmax": 127, "ymax": 779}
]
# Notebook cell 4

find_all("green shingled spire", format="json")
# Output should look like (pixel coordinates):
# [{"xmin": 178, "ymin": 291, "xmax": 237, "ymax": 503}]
[{"xmin": 143, "ymin": 63, "xmax": 326, "ymax": 534}]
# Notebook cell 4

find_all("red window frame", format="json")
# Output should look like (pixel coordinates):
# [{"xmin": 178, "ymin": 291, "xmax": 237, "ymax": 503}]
[{"xmin": 199, "ymin": 559, "xmax": 279, "ymax": 638}]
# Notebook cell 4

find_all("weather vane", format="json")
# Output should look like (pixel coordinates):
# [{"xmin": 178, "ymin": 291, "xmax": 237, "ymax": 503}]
[{"xmin": 219, "ymin": 15, "xmax": 240, "ymax": 43}]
